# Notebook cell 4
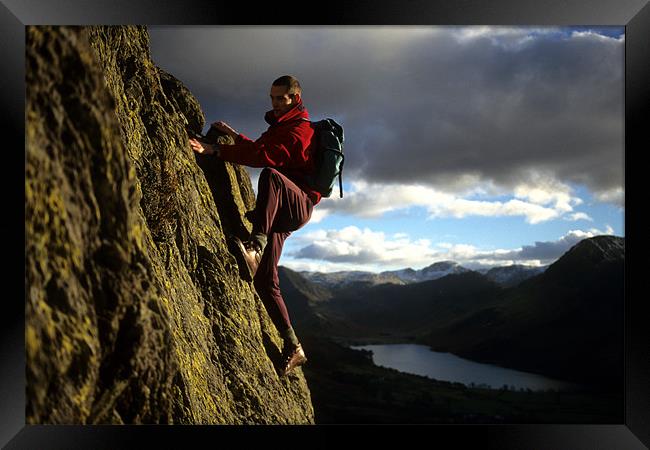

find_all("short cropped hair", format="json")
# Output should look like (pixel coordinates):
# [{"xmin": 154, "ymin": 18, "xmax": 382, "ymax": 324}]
[{"xmin": 272, "ymin": 75, "xmax": 302, "ymax": 97}]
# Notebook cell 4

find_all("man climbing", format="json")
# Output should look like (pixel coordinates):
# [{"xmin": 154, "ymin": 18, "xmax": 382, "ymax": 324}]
[{"xmin": 189, "ymin": 75, "xmax": 320, "ymax": 377}]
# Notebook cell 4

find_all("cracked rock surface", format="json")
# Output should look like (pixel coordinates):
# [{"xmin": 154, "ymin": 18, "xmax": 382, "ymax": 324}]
[{"xmin": 26, "ymin": 25, "xmax": 314, "ymax": 424}]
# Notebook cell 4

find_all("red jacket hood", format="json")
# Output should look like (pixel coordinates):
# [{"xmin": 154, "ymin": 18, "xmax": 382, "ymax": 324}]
[{"xmin": 264, "ymin": 99, "xmax": 310, "ymax": 126}]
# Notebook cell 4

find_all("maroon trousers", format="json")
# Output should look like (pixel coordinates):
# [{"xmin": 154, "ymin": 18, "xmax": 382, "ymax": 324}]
[{"xmin": 252, "ymin": 168, "xmax": 313, "ymax": 334}]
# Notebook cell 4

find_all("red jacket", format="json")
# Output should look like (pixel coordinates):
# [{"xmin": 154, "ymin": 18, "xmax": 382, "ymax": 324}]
[{"xmin": 218, "ymin": 99, "xmax": 321, "ymax": 205}]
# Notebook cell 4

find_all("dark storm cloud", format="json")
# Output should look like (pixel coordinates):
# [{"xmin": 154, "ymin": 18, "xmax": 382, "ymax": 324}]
[
  {"xmin": 293, "ymin": 243, "xmax": 380, "ymax": 264},
  {"xmin": 148, "ymin": 26, "xmax": 623, "ymax": 202},
  {"xmin": 516, "ymin": 230, "xmax": 600, "ymax": 261},
  {"xmin": 479, "ymin": 229, "xmax": 606, "ymax": 263}
]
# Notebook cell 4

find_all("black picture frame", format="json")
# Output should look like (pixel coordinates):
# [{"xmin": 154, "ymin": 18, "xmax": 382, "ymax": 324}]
[{"xmin": 7, "ymin": 0, "xmax": 649, "ymax": 448}]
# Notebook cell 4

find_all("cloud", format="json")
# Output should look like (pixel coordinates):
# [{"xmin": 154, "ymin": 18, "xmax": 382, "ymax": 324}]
[
  {"xmin": 346, "ymin": 27, "xmax": 624, "ymax": 200},
  {"xmin": 492, "ymin": 227, "xmax": 615, "ymax": 262},
  {"xmin": 566, "ymin": 212, "xmax": 593, "ymax": 222},
  {"xmin": 594, "ymin": 187, "xmax": 624, "ymax": 207},
  {"xmin": 283, "ymin": 226, "xmax": 618, "ymax": 273},
  {"xmin": 289, "ymin": 226, "xmax": 437, "ymax": 269},
  {"xmin": 314, "ymin": 172, "xmax": 585, "ymax": 224},
  {"xmin": 149, "ymin": 26, "xmax": 624, "ymax": 208}
]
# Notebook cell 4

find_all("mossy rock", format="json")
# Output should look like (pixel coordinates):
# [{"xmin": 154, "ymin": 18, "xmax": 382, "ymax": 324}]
[{"xmin": 26, "ymin": 25, "xmax": 314, "ymax": 424}]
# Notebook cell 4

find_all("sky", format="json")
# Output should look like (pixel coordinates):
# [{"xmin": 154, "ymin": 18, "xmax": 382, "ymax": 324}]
[{"xmin": 148, "ymin": 26, "xmax": 625, "ymax": 273}]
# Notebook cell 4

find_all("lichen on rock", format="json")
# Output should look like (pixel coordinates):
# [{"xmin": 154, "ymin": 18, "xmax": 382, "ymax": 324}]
[{"xmin": 26, "ymin": 25, "xmax": 314, "ymax": 424}]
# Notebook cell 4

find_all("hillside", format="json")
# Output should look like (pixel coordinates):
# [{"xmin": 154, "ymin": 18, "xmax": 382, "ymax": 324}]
[
  {"xmin": 420, "ymin": 236, "xmax": 624, "ymax": 389},
  {"xmin": 323, "ymin": 271, "xmax": 504, "ymax": 339},
  {"xmin": 25, "ymin": 26, "xmax": 314, "ymax": 424},
  {"xmin": 281, "ymin": 267, "xmax": 505, "ymax": 343}
]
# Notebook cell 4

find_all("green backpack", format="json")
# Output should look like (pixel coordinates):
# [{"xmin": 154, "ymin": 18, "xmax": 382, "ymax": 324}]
[{"xmin": 301, "ymin": 118, "xmax": 345, "ymax": 198}]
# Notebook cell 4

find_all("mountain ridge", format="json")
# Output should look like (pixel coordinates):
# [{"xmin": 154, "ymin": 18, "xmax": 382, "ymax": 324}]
[{"xmin": 298, "ymin": 259, "xmax": 549, "ymax": 289}]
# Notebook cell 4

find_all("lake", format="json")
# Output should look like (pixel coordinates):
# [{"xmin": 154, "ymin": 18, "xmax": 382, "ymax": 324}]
[{"xmin": 350, "ymin": 344, "xmax": 579, "ymax": 391}]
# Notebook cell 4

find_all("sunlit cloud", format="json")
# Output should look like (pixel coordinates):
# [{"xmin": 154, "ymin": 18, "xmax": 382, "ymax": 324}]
[
  {"xmin": 314, "ymin": 172, "xmax": 585, "ymax": 224},
  {"xmin": 566, "ymin": 212, "xmax": 593, "ymax": 222},
  {"xmin": 283, "ymin": 226, "xmax": 618, "ymax": 273},
  {"xmin": 289, "ymin": 226, "xmax": 437, "ymax": 269}
]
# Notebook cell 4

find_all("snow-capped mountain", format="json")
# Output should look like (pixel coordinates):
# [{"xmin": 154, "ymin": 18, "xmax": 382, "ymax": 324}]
[
  {"xmin": 300, "ymin": 261, "xmax": 473, "ymax": 289},
  {"xmin": 299, "ymin": 260, "xmax": 548, "ymax": 290},
  {"xmin": 383, "ymin": 261, "xmax": 471, "ymax": 283},
  {"xmin": 484, "ymin": 264, "xmax": 548, "ymax": 288},
  {"xmin": 299, "ymin": 270, "xmax": 406, "ymax": 289}
]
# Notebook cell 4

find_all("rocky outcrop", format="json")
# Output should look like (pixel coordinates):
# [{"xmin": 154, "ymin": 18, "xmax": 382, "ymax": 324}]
[{"xmin": 25, "ymin": 25, "xmax": 314, "ymax": 424}]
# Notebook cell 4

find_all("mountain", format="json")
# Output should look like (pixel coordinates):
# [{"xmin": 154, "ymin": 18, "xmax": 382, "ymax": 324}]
[
  {"xmin": 420, "ymin": 235, "xmax": 624, "ymax": 389},
  {"xmin": 277, "ymin": 239, "xmax": 624, "ymax": 423},
  {"xmin": 383, "ymin": 261, "xmax": 472, "ymax": 283},
  {"xmin": 282, "ymin": 267, "xmax": 505, "ymax": 343},
  {"xmin": 282, "ymin": 236, "xmax": 624, "ymax": 389},
  {"xmin": 277, "ymin": 267, "xmax": 334, "ymax": 333},
  {"xmin": 26, "ymin": 26, "xmax": 313, "ymax": 424},
  {"xmin": 279, "ymin": 267, "xmax": 384, "ymax": 339},
  {"xmin": 324, "ymin": 270, "xmax": 504, "ymax": 340},
  {"xmin": 301, "ymin": 260, "xmax": 543, "ymax": 289},
  {"xmin": 298, "ymin": 270, "xmax": 406, "ymax": 290},
  {"xmin": 300, "ymin": 260, "xmax": 474, "ymax": 289},
  {"xmin": 484, "ymin": 264, "xmax": 548, "ymax": 288}
]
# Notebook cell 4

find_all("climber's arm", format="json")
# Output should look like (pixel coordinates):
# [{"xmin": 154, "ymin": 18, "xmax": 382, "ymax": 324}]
[
  {"xmin": 211, "ymin": 121, "xmax": 239, "ymax": 140},
  {"xmin": 189, "ymin": 138, "xmax": 220, "ymax": 157}
]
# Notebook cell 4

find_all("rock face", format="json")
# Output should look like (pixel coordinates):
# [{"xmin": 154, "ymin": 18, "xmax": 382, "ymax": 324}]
[{"xmin": 25, "ymin": 25, "xmax": 314, "ymax": 424}]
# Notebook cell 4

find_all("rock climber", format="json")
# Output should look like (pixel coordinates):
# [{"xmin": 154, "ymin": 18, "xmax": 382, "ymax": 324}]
[{"xmin": 189, "ymin": 75, "xmax": 319, "ymax": 377}]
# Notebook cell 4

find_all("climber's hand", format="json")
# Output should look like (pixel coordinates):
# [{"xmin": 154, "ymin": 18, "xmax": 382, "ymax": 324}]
[
  {"xmin": 211, "ymin": 121, "xmax": 239, "ymax": 139},
  {"xmin": 189, "ymin": 138, "xmax": 216, "ymax": 155}
]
